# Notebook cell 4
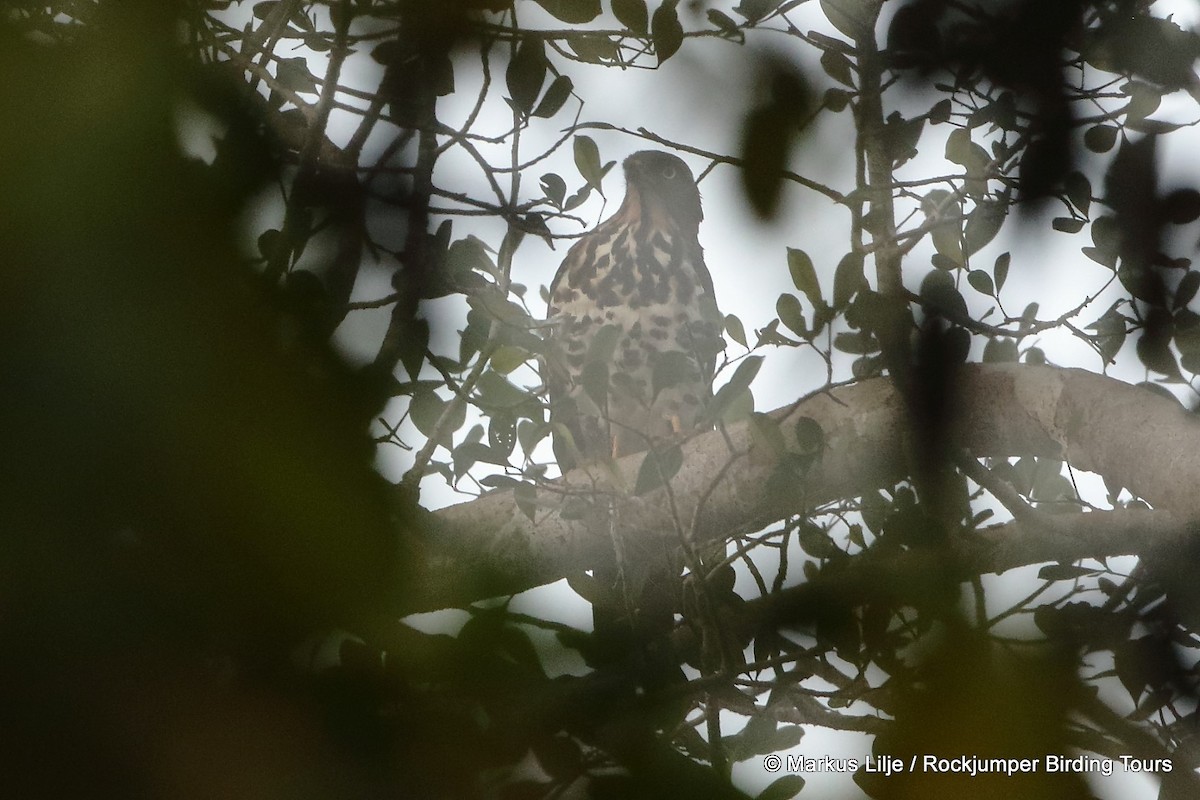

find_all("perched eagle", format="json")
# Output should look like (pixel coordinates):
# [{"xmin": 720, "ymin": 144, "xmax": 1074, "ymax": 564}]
[
  {"xmin": 544, "ymin": 150, "xmax": 724, "ymax": 668},
  {"xmin": 545, "ymin": 150, "xmax": 723, "ymax": 471}
]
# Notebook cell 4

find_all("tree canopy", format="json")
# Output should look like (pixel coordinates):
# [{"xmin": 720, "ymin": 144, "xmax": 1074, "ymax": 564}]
[{"xmin": 6, "ymin": 1, "xmax": 1200, "ymax": 798}]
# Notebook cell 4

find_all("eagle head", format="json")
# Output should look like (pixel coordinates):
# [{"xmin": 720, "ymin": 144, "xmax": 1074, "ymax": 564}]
[{"xmin": 622, "ymin": 150, "xmax": 703, "ymax": 233}]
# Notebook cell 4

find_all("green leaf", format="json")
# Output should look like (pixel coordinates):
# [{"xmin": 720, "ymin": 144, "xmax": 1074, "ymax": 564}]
[
  {"xmin": 467, "ymin": 285, "xmax": 529, "ymax": 327},
  {"xmin": 652, "ymin": 350, "xmax": 695, "ymax": 397},
  {"xmin": 766, "ymin": 724, "xmax": 805, "ymax": 751},
  {"xmin": 884, "ymin": 112, "xmax": 924, "ymax": 167},
  {"xmin": 479, "ymin": 474, "xmax": 521, "ymax": 489},
  {"xmin": 586, "ymin": 323, "xmax": 622, "ymax": 364},
  {"xmin": 820, "ymin": 49, "xmax": 854, "ymax": 87},
  {"xmin": 574, "ymin": 135, "xmax": 605, "ymax": 194},
  {"xmin": 276, "ymin": 57, "xmax": 319, "ymax": 94},
  {"xmin": 490, "ymin": 345, "xmax": 529, "ymax": 375},
  {"xmin": 1052, "ymin": 217, "xmax": 1086, "ymax": 234},
  {"xmin": 824, "ymin": 88, "xmax": 850, "ymax": 112},
  {"xmin": 514, "ymin": 482, "xmax": 537, "ymax": 521},
  {"xmin": 922, "ymin": 190, "xmax": 961, "ymax": 260},
  {"xmin": 1092, "ymin": 215, "xmax": 1121, "ymax": 251},
  {"xmin": 833, "ymin": 330, "xmax": 874, "ymax": 354},
  {"xmin": 580, "ymin": 360, "xmax": 609, "ymax": 409},
  {"xmin": 489, "ymin": 413, "xmax": 517, "ymax": 456},
  {"xmin": 1018, "ymin": 302, "xmax": 1040, "ymax": 331},
  {"xmin": 1082, "ymin": 246, "xmax": 1116, "ymax": 269},
  {"xmin": 993, "ymin": 252, "xmax": 1010, "ymax": 291},
  {"xmin": 634, "ymin": 445, "xmax": 683, "ymax": 494},
  {"xmin": 1118, "ymin": 262, "xmax": 1159, "ymax": 303},
  {"xmin": 567, "ymin": 33, "xmax": 619, "ymax": 63},
  {"xmin": 1179, "ymin": 326, "xmax": 1200, "ymax": 373},
  {"xmin": 967, "ymin": 269, "xmax": 994, "ymax": 296},
  {"xmin": 506, "ymin": 36, "xmax": 547, "ymax": 115},
  {"xmin": 787, "ymin": 248, "xmax": 822, "ymax": 306},
  {"xmin": 832, "ymin": 252, "xmax": 865, "ymax": 309},
  {"xmin": 724, "ymin": 355, "xmax": 763, "ymax": 395},
  {"xmin": 532, "ymin": 75, "xmax": 573, "ymax": 118},
  {"xmin": 1176, "ymin": 271, "xmax": 1200, "ymax": 310},
  {"xmin": 1064, "ymin": 171, "xmax": 1092, "ymax": 216},
  {"xmin": 517, "ymin": 419, "xmax": 549, "ymax": 455},
  {"xmin": 729, "ymin": 714, "xmax": 778, "ymax": 760},
  {"xmin": 398, "ymin": 317, "xmax": 430, "ymax": 380},
  {"xmin": 944, "ymin": 128, "xmax": 975, "ymax": 166},
  {"xmin": 754, "ymin": 318, "xmax": 787, "ymax": 347},
  {"xmin": 1137, "ymin": 333, "xmax": 1181, "ymax": 379},
  {"xmin": 820, "ymin": 0, "xmax": 871, "ymax": 39},
  {"xmin": 964, "ymin": 199, "xmax": 1007, "ymax": 256},
  {"xmin": 612, "ymin": 0, "xmax": 648, "ymax": 33},
  {"xmin": 476, "ymin": 370, "xmax": 536, "ymax": 412},
  {"xmin": 724, "ymin": 314, "xmax": 747, "ymax": 347},
  {"xmin": 460, "ymin": 308, "xmax": 488, "ymax": 365},
  {"xmin": 562, "ymin": 184, "xmax": 593, "ymax": 211},
  {"xmin": 843, "ymin": 289, "xmax": 887, "ymax": 333},
  {"xmin": 651, "ymin": 0, "xmax": 684, "ymax": 64},
  {"xmin": 776, "ymin": 294, "xmax": 807, "ymax": 337},
  {"xmin": 928, "ymin": 98, "xmax": 952, "ymax": 124},
  {"xmin": 1125, "ymin": 80, "xmax": 1161, "ymax": 125},
  {"xmin": 708, "ymin": 356, "xmax": 763, "ymax": 421},
  {"xmin": 982, "ymin": 338, "xmax": 1019, "ymax": 363},
  {"xmin": 452, "ymin": 441, "xmax": 490, "ymax": 477},
  {"xmin": 1038, "ymin": 564, "xmax": 1097, "ymax": 581},
  {"xmin": 1084, "ymin": 125, "xmax": 1118, "ymax": 153},
  {"xmin": 447, "ymin": 236, "xmax": 497, "ymax": 279},
  {"xmin": 1165, "ymin": 189, "xmax": 1200, "ymax": 225},
  {"xmin": 410, "ymin": 389, "xmax": 445, "ymax": 439},
  {"xmin": 719, "ymin": 383, "xmax": 755, "ymax": 423},
  {"xmin": 925, "ymin": 192, "xmax": 965, "ymax": 267},
  {"xmin": 733, "ymin": 0, "xmax": 782, "ymax": 23},
  {"xmin": 540, "ymin": 173, "xmax": 566, "ymax": 208},
  {"xmin": 707, "ymin": 9, "xmax": 743, "ymax": 38},
  {"xmin": 749, "ymin": 412, "xmax": 786, "ymax": 459},
  {"xmin": 303, "ymin": 32, "xmax": 331, "ymax": 52},
  {"xmin": 257, "ymin": 228, "xmax": 281, "ymax": 260},
  {"xmin": 531, "ymin": 0, "xmax": 601, "ymax": 23},
  {"xmin": 1099, "ymin": 15, "xmax": 1200, "ymax": 89},
  {"xmin": 919, "ymin": 270, "xmax": 968, "ymax": 318}
]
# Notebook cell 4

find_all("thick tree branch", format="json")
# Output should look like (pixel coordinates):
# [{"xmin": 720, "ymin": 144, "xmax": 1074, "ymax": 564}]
[{"xmin": 410, "ymin": 364, "xmax": 1200, "ymax": 613}]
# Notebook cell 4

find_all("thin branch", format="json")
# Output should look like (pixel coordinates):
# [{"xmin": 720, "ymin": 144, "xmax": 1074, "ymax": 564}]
[{"xmin": 572, "ymin": 122, "xmax": 846, "ymax": 204}]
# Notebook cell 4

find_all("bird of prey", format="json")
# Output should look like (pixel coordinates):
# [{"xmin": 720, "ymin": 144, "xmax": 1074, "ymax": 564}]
[
  {"xmin": 543, "ymin": 149, "xmax": 724, "ymax": 667},
  {"xmin": 545, "ymin": 150, "xmax": 723, "ymax": 473}
]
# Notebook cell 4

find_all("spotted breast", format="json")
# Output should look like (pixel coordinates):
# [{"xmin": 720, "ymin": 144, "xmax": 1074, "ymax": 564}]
[{"xmin": 545, "ymin": 150, "xmax": 723, "ymax": 472}]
